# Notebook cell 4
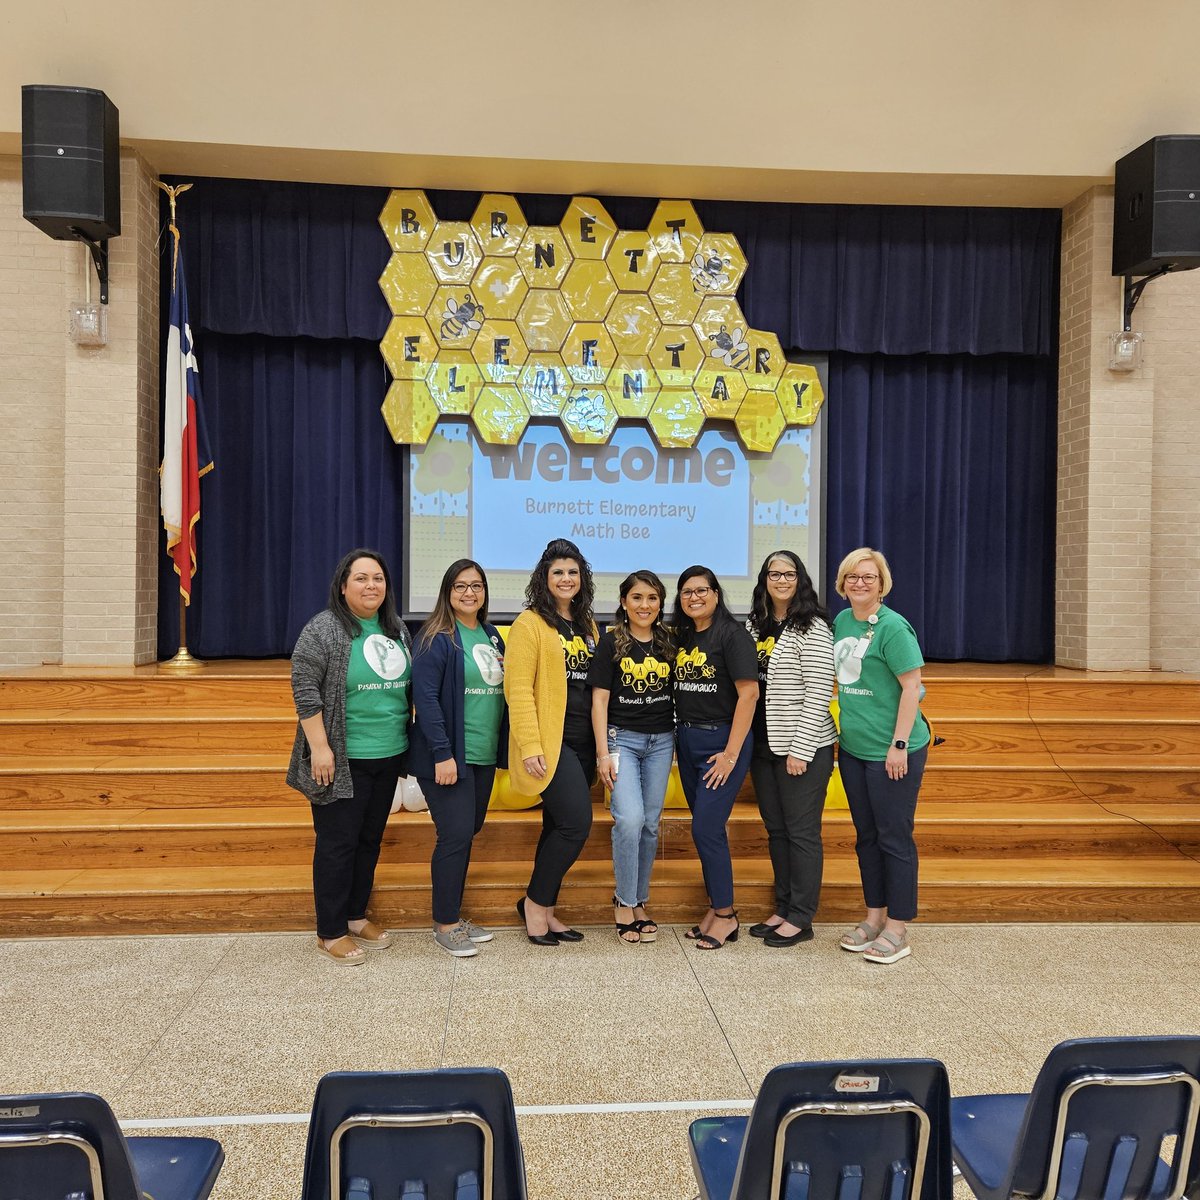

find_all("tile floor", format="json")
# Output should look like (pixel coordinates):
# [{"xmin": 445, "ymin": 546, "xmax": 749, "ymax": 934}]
[{"xmin": 2, "ymin": 922, "xmax": 1198, "ymax": 1199}]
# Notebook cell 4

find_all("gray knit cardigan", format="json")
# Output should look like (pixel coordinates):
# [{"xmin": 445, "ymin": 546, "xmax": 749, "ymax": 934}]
[{"xmin": 285, "ymin": 608, "xmax": 412, "ymax": 804}]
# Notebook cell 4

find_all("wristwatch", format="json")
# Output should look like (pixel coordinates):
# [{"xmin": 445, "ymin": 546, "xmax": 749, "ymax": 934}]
[{"xmin": 893, "ymin": 739, "xmax": 907, "ymax": 750}]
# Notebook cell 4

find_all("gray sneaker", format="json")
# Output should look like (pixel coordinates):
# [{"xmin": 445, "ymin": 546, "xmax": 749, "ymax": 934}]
[
  {"xmin": 433, "ymin": 924, "xmax": 478, "ymax": 957},
  {"xmin": 458, "ymin": 918, "xmax": 493, "ymax": 943}
]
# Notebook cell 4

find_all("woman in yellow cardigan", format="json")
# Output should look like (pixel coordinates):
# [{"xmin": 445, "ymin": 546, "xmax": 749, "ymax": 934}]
[{"xmin": 505, "ymin": 538, "xmax": 598, "ymax": 945}]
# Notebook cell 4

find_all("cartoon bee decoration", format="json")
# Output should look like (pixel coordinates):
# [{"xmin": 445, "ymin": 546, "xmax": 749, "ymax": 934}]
[
  {"xmin": 441, "ymin": 292, "xmax": 484, "ymax": 341},
  {"xmin": 691, "ymin": 251, "xmax": 731, "ymax": 293},
  {"xmin": 565, "ymin": 392, "xmax": 609, "ymax": 436},
  {"xmin": 708, "ymin": 324, "xmax": 750, "ymax": 369}
]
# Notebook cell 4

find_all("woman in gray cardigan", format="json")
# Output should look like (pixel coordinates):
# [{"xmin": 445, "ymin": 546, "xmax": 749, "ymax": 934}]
[{"xmin": 287, "ymin": 548, "xmax": 412, "ymax": 965}]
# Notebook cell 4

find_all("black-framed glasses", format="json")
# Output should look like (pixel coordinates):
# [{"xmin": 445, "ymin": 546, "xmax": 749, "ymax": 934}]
[
  {"xmin": 766, "ymin": 571, "xmax": 798, "ymax": 582},
  {"xmin": 845, "ymin": 573, "xmax": 879, "ymax": 585},
  {"xmin": 452, "ymin": 582, "xmax": 485, "ymax": 594},
  {"xmin": 680, "ymin": 587, "xmax": 712, "ymax": 600}
]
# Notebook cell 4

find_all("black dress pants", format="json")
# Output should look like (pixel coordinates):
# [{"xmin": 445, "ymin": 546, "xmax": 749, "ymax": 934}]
[{"xmin": 527, "ymin": 740, "xmax": 595, "ymax": 907}]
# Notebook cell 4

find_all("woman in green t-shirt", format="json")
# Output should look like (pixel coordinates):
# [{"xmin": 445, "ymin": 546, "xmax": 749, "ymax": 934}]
[{"xmin": 831, "ymin": 547, "xmax": 929, "ymax": 965}]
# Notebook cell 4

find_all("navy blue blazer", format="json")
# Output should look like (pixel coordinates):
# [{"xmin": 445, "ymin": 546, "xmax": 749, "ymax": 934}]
[{"xmin": 408, "ymin": 621, "xmax": 509, "ymax": 777}]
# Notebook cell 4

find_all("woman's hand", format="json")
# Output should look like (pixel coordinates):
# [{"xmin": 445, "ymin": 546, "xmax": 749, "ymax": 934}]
[
  {"xmin": 597, "ymin": 753, "xmax": 617, "ymax": 789},
  {"xmin": 309, "ymin": 744, "xmax": 335, "ymax": 788},
  {"xmin": 786, "ymin": 755, "xmax": 808, "ymax": 776},
  {"xmin": 703, "ymin": 750, "xmax": 739, "ymax": 789},
  {"xmin": 434, "ymin": 758, "xmax": 457, "ymax": 787},
  {"xmin": 885, "ymin": 745, "xmax": 908, "ymax": 780},
  {"xmin": 523, "ymin": 754, "xmax": 548, "ymax": 781}
]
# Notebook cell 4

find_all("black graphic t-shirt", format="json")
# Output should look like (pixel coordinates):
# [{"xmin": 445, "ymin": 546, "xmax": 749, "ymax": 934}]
[
  {"xmin": 750, "ymin": 616, "xmax": 784, "ymax": 740},
  {"xmin": 674, "ymin": 619, "xmax": 759, "ymax": 725},
  {"xmin": 554, "ymin": 614, "xmax": 595, "ymax": 748},
  {"xmin": 587, "ymin": 631, "xmax": 674, "ymax": 734}
]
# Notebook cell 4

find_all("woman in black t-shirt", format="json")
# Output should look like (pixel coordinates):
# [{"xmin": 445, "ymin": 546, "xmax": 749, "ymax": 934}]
[
  {"xmin": 672, "ymin": 565, "xmax": 760, "ymax": 949},
  {"xmin": 588, "ymin": 571, "xmax": 675, "ymax": 945}
]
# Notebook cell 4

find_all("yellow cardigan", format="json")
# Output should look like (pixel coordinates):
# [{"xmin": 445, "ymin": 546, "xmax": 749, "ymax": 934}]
[{"xmin": 503, "ymin": 609, "xmax": 595, "ymax": 796}]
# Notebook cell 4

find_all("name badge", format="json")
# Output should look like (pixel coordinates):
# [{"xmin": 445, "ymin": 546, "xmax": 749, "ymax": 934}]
[{"xmin": 851, "ymin": 636, "xmax": 871, "ymax": 660}]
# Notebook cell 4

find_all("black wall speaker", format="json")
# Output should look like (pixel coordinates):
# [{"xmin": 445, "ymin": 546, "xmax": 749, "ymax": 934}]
[
  {"xmin": 1112, "ymin": 135, "xmax": 1200, "ymax": 277},
  {"xmin": 22, "ymin": 85, "xmax": 120, "ymax": 242}
]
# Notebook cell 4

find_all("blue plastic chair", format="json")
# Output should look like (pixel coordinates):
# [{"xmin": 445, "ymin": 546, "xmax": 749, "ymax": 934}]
[
  {"xmin": 689, "ymin": 1058, "xmax": 954, "ymax": 1200},
  {"xmin": 0, "ymin": 1090, "xmax": 223, "ymax": 1200},
  {"xmin": 950, "ymin": 1036, "xmax": 1200, "ymax": 1200},
  {"xmin": 299, "ymin": 1068, "xmax": 528, "ymax": 1200}
]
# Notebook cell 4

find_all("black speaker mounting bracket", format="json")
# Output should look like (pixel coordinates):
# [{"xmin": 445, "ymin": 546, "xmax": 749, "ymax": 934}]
[
  {"xmin": 1122, "ymin": 265, "xmax": 1173, "ymax": 331},
  {"xmin": 69, "ymin": 226, "xmax": 109, "ymax": 304}
]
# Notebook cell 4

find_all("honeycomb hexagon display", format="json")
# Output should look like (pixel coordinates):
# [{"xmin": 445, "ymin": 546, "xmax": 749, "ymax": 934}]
[
  {"xmin": 471, "ymin": 193, "xmax": 526, "ymax": 256},
  {"xmin": 605, "ymin": 357, "xmax": 661, "ymax": 419},
  {"xmin": 471, "ymin": 256, "xmax": 528, "ymax": 321},
  {"xmin": 607, "ymin": 293, "xmax": 661, "ymax": 356},
  {"xmin": 379, "ymin": 253, "xmax": 438, "ymax": 317},
  {"xmin": 648, "ymin": 200, "xmax": 703, "ymax": 264},
  {"xmin": 518, "ymin": 353, "xmax": 571, "ymax": 417},
  {"xmin": 560, "ymin": 197, "xmax": 618, "ymax": 261},
  {"xmin": 606, "ymin": 231, "xmax": 659, "ymax": 292},
  {"xmin": 516, "ymin": 226, "xmax": 573, "ymax": 289},
  {"xmin": 427, "ymin": 221, "xmax": 483, "ymax": 286},
  {"xmin": 516, "ymin": 289, "xmax": 573, "ymax": 353}
]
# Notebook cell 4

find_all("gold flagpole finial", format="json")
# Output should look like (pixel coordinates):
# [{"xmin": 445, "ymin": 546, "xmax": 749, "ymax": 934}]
[{"xmin": 155, "ymin": 180, "xmax": 193, "ymax": 292}]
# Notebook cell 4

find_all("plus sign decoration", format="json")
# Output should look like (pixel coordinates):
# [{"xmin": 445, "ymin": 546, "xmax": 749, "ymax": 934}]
[{"xmin": 378, "ymin": 192, "xmax": 824, "ymax": 451}]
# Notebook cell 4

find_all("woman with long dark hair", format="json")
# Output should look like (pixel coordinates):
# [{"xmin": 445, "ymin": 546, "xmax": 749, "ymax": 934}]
[
  {"xmin": 505, "ymin": 538, "xmax": 597, "ymax": 945},
  {"xmin": 745, "ymin": 550, "xmax": 836, "ymax": 948},
  {"xmin": 410, "ymin": 559, "xmax": 508, "ymax": 958},
  {"xmin": 286, "ymin": 548, "xmax": 412, "ymax": 966},
  {"xmin": 588, "ymin": 570, "xmax": 675, "ymax": 944},
  {"xmin": 672, "ymin": 565, "xmax": 759, "ymax": 950}
]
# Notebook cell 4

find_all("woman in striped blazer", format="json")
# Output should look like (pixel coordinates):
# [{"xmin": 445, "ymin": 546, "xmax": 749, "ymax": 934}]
[{"xmin": 745, "ymin": 551, "xmax": 837, "ymax": 947}]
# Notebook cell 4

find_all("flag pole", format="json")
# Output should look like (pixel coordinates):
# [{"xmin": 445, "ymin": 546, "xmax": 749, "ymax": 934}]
[{"xmin": 157, "ymin": 181, "xmax": 203, "ymax": 671}]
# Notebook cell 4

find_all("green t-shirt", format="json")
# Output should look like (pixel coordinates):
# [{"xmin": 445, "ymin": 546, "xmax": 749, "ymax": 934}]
[
  {"xmin": 460, "ymin": 620, "xmax": 505, "ymax": 765},
  {"xmin": 344, "ymin": 614, "xmax": 411, "ymax": 759},
  {"xmin": 832, "ymin": 605, "xmax": 928, "ymax": 760}
]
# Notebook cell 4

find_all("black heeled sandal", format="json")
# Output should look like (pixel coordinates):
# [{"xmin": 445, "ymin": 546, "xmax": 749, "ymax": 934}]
[
  {"xmin": 613, "ymin": 897, "xmax": 640, "ymax": 945},
  {"xmin": 695, "ymin": 909, "xmax": 739, "ymax": 950}
]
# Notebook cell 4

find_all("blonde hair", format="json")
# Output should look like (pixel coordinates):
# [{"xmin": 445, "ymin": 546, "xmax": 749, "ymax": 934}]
[{"xmin": 834, "ymin": 547, "xmax": 893, "ymax": 598}]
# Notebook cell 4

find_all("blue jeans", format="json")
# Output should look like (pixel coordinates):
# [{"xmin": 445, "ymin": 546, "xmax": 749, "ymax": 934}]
[{"xmin": 608, "ymin": 728, "xmax": 675, "ymax": 907}]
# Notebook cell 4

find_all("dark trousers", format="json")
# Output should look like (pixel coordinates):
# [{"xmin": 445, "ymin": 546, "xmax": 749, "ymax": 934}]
[
  {"xmin": 420, "ymin": 764, "xmax": 495, "ymax": 925},
  {"xmin": 676, "ymin": 723, "xmax": 753, "ymax": 911},
  {"xmin": 310, "ymin": 753, "xmax": 405, "ymax": 939},
  {"xmin": 527, "ymin": 741, "xmax": 595, "ymax": 907},
  {"xmin": 838, "ymin": 745, "xmax": 927, "ymax": 922},
  {"xmin": 750, "ymin": 742, "xmax": 834, "ymax": 926}
]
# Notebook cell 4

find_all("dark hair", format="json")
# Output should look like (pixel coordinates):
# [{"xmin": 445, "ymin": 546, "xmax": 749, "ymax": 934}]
[
  {"xmin": 610, "ymin": 570, "xmax": 674, "ymax": 661},
  {"xmin": 417, "ymin": 559, "xmax": 490, "ymax": 650},
  {"xmin": 327, "ymin": 548, "xmax": 405, "ymax": 640},
  {"xmin": 671, "ymin": 564, "xmax": 737, "ymax": 641},
  {"xmin": 748, "ymin": 550, "xmax": 828, "ymax": 636},
  {"xmin": 524, "ymin": 538, "xmax": 595, "ymax": 630}
]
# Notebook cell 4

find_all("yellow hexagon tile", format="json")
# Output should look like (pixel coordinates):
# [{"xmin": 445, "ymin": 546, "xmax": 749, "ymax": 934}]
[
  {"xmin": 649, "ymin": 263, "xmax": 703, "ymax": 326},
  {"xmin": 690, "ymin": 232, "xmax": 747, "ymax": 297},
  {"xmin": 776, "ymin": 362, "xmax": 825, "ymax": 426},
  {"xmin": 516, "ymin": 289, "xmax": 573, "ymax": 352},
  {"xmin": 381, "ymin": 316, "xmax": 436, "ymax": 380},
  {"xmin": 694, "ymin": 365, "xmax": 748, "ymax": 419},
  {"xmin": 470, "ymin": 193, "xmax": 526, "ymax": 256},
  {"xmin": 560, "ymin": 386, "xmax": 618, "ymax": 444},
  {"xmin": 561, "ymin": 322, "xmax": 617, "ymax": 386},
  {"xmin": 518, "ymin": 353, "xmax": 571, "ymax": 417},
  {"xmin": 427, "ymin": 221, "xmax": 484, "ymax": 286},
  {"xmin": 744, "ymin": 329, "xmax": 786, "ymax": 389},
  {"xmin": 427, "ymin": 286, "xmax": 486, "ymax": 350},
  {"xmin": 561, "ymin": 197, "xmax": 618, "ymax": 261},
  {"xmin": 516, "ymin": 226, "xmax": 573, "ymax": 289},
  {"xmin": 605, "ymin": 356, "xmax": 661, "ymax": 419},
  {"xmin": 735, "ymin": 390, "xmax": 787, "ymax": 452},
  {"xmin": 473, "ymin": 385, "xmax": 530, "ymax": 445},
  {"xmin": 606, "ymin": 293, "xmax": 661, "ymax": 356},
  {"xmin": 561, "ymin": 260, "xmax": 618, "ymax": 322},
  {"xmin": 472, "ymin": 256, "xmax": 529, "ymax": 320},
  {"xmin": 378, "ymin": 253, "xmax": 438, "ymax": 317},
  {"xmin": 648, "ymin": 388, "xmax": 705, "ymax": 448},
  {"xmin": 424, "ymin": 351, "xmax": 484, "ymax": 416},
  {"xmin": 648, "ymin": 325, "xmax": 704, "ymax": 389},
  {"xmin": 648, "ymin": 200, "xmax": 703, "ymax": 264},
  {"xmin": 380, "ymin": 190, "xmax": 437, "ymax": 253},
  {"xmin": 381, "ymin": 379, "xmax": 439, "ymax": 444},
  {"xmin": 470, "ymin": 319, "xmax": 529, "ymax": 384},
  {"xmin": 693, "ymin": 297, "xmax": 750, "ymax": 363},
  {"xmin": 605, "ymin": 231, "xmax": 659, "ymax": 292}
]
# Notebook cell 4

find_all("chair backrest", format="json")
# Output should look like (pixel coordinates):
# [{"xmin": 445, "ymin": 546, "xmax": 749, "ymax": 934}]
[
  {"xmin": 1007, "ymin": 1036, "xmax": 1200, "ymax": 1200},
  {"xmin": 728, "ymin": 1059, "xmax": 953, "ymax": 1200},
  {"xmin": 0, "ymin": 1092, "xmax": 142, "ymax": 1200},
  {"xmin": 299, "ymin": 1069, "xmax": 527, "ymax": 1200}
]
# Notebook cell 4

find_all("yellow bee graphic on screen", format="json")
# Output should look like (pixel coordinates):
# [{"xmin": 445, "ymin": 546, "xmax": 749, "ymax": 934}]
[
  {"xmin": 756, "ymin": 635, "xmax": 776, "ymax": 667},
  {"xmin": 559, "ymin": 633, "xmax": 592, "ymax": 670},
  {"xmin": 620, "ymin": 655, "xmax": 672, "ymax": 694},
  {"xmin": 675, "ymin": 646, "xmax": 716, "ymax": 680}
]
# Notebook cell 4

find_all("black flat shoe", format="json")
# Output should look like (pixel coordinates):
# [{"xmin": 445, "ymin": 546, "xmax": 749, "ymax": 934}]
[
  {"xmin": 764, "ymin": 925, "xmax": 814, "ymax": 947},
  {"xmin": 749, "ymin": 921, "xmax": 783, "ymax": 939},
  {"xmin": 552, "ymin": 927, "xmax": 584, "ymax": 942},
  {"xmin": 517, "ymin": 897, "xmax": 559, "ymax": 946}
]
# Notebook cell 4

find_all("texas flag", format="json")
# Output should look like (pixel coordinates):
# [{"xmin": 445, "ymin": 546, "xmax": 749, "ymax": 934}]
[{"xmin": 160, "ymin": 251, "xmax": 213, "ymax": 604}]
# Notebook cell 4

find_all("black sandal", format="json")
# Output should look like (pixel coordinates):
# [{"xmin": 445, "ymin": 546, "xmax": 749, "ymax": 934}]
[
  {"xmin": 634, "ymin": 908, "xmax": 658, "ymax": 943},
  {"xmin": 695, "ymin": 910, "xmax": 739, "ymax": 950},
  {"xmin": 613, "ymin": 898, "xmax": 641, "ymax": 944}
]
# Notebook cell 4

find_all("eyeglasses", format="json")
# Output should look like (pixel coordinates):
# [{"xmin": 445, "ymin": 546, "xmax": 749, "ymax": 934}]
[
  {"xmin": 844, "ymin": 573, "xmax": 879, "ymax": 585},
  {"xmin": 680, "ymin": 587, "xmax": 712, "ymax": 600},
  {"xmin": 452, "ymin": 582, "xmax": 485, "ymax": 594},
  {"xmin": 766, "ymin": 571, "xmax": 797, "ymax": 582}
]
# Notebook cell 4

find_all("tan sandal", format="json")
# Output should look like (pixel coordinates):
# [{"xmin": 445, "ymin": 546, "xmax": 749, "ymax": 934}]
[
  {"xmin": 317, "ymin": 935, "xmax": 366, "ymax": 965},
  {"xmin": 840, "ymin": 921, "xmax": 883, "ymax": 952},
  {"xmin": 349, "ymin": 920, "xmax": 392, "ymax": 949}
]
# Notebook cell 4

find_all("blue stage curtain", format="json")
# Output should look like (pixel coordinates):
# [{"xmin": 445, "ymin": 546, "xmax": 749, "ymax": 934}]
[{"xmin": 824, "ymin": 352, "xmax": 1058, "ymax": 662}]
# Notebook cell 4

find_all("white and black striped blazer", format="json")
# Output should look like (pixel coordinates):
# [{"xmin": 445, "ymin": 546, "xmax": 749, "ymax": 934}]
[{"xmin": 746, "ymin": 617, "xmax": 838, "ymax": 761}]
